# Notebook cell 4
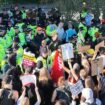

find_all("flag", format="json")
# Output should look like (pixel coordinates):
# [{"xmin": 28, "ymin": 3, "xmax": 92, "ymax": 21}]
[{"xmin": 51, "ymin": 50, "xmax": 64, "ymax": 83}]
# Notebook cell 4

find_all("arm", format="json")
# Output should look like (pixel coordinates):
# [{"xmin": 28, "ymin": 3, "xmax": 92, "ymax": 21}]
[
  {"xmin": 51, "ymin": 89, "xmax": 57, "ymax": 103},
  {"xmin": 92, "ymin": 50, "xmax": 98, "ymax": 60},
  {"xmin": 35, "ymin": 86, "xmax": 41, "ymax": 104},
  {"xmin": 68, "ymin": 60, "xmax": 79, "ymax": 81},
  {"xmin": 62, "ymin": 61, "xmax": 70, "ymax": 74},
  {"xmin": 97, "ymin": 75, "xmax": 102, "ymax": 91},
  {"xmin": 16, "ymin": 87, "xmax": 26, "ymax": 103}
]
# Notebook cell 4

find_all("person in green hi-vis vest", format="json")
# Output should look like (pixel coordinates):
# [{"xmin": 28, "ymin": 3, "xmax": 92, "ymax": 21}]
[
  {"xmin": 80, "ymin": 8, "xmax": 88, "ymax": 19},
  {"xmin": 78, "ymin": 22, "xmax": 87, "ymax": 38},
  {"xmin": 4, "ymin": 34, "xmax": 13, "ymax": 48},
  {"xmin": 21, "ymin": 10, "xmax": 27, "ymax": 20},
  {"xmin": 88, "ymin": 26, "xmax": 99, "ymax": 42},
  {"xmin": 77, "ymin": 27, "xmax": 85, "ymax": 45},
  {"xmin": 0, "ymin": 37, "xmax": 7, "ymax": 49},
  {"xmin": 0, "ymin": 44, "xmax": 6, "ymax": 65},
  {"xmin": 21, "ymin": 7, "xmax": 27, "ymax": 20},
  {"xmin": 7, "ymin": 27, "xmax": 15, "ymax": 38},
  {"xmin": 16, "ymin": 46, "xmax": 24, "ymax": 65},
  {"xmin": 16, "ymin": 21, "xmax": 25, "ymax": 32},
  {"xmin": 18, "ymin": 32, "xmax": 26, "ymax": 47},
  {"xmin": 46, "ymin": 22, "xmax": 57, "ymax": 37},
  {"xmin": 27, "ymin": 24, "xmax": 37, "ymax": 39}
]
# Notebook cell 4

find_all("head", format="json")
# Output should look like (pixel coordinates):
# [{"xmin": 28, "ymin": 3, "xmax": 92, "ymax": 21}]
[
  {"xmin": 68, "ymin": 21, "xmax": 73, "ymax": 28},
  {"xmin": 8, "ymin": 53, "xmax": 17, "ymax": 67},
  {"xmin": 41, "ymin": 47, "xmax": 48, "ymax": 58},
  {"xmin": 73, "ymin": 63, "xmax": 80, "ymax": 75},
  {"xmin": 0, "ymin": 27, "xmax": 6, "ymax": 37},
  {"xmin": 58, "ymin": 22, "xmax": 64, "ymax": 28},
  {"xmin": 37, "ymin": 27, "xmax": 43, "ymax": 34},
  {"xmin": 41, "ymin": 40, "xmax": 46, "ymax": 47},
  {"xmin": 99, "ymin": 47, "xmax": 105, "ymax": 55},
  {"xmin": 24, "ymin": 66, "xmax": 33, "ymax": 74},
  {"xmin": 14, "ymin": 6, "xmax": 18, "ymax": 11},
  {"xmin": 2, "ymin": 75, "xmax": 13, "ymax": 89},
  {"xmin": 57, "ymin": 76, "xmax": 65, "ymax": 87},
  {"xmin": 55, "ymin": 100, "xmax": 67, "ymax": 105},
  {"xmin": 80, "ymin": 69, "xmax": 88, "ymax": 80},
  {"xmin": 14, "ymin": 26, "xmax": 19, "ymax": 34},
  {"xmin": 51, "ymin": 32, "xmax": 58, "ymax": 41},
  {"xmin": 85, "ymin": 76, "xmax": 94, "ymax": 89}
]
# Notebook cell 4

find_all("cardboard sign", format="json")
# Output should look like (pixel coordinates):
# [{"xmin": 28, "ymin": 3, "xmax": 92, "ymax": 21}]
[
  {"xmin": 69, "ymin": 80, "xmax": 84, "ymax": 96},
  {"xmin": 22, "ymin": 52, "xmax": 36, "ymax": 67},
  {"xmin": 20, "ymin": 74, "xmax": 36, "ymax": 86},
  {"xmin": 61, "ymin": 43, "xmax": 74, "ymax": 61},
  {"xmin": 95, "ymin": 41, "xmax": 105, "ymax": 51},
  {"xmin": 77, "ymin": 44, "xmax": 90, "ymax": 53},
  {"xmin": 91, "ymin": 57, "xmax": 103, "ymax": 76}
]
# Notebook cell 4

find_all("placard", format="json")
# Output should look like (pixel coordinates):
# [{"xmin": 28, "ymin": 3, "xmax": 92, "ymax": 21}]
[
  {"xmin": 95, "ymin": 40, "xmax": 105, "ymax": 51},
  {"xmin": 20, "ymin": 74, "xmax": 36, "ymax": 86},
  {"xmin": 61, "ymin": 43, "xmax": 74, "ymax": 61},
  {"xmin": 77, "ymin": 44, "xmax": 90, "ymax": 53},
  {"xmin": 69, "ymin": 80, "xmax": 84, "ymax": 97},
  {"xmin": 22, "ymin": 52, "xmax": 36, "ymax": 67},
  {"xmin": 91, "ymin": 57, "xmax": 103, "ymax": 76}
]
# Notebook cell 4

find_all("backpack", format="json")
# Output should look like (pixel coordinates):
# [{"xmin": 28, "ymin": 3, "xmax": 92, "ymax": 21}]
[{"xmin": 0, "ymin": 89, "xmax": 15, "ymax": 105}]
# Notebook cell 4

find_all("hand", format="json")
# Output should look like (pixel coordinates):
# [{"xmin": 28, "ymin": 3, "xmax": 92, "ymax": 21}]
[
  {"xmin": 68, "ymin": 59, "xmax": 72, "ymax": 66},
  {"xmin": 22, "ymin": 87, "xmax": 26, "ymax": 92}
]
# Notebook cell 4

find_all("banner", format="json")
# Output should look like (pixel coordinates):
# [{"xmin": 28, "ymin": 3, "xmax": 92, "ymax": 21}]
[
  {"xmin": 61, "ymin": 43, "xmax": 74, "ymax": 61},
  {"xmin": 51, "ymin": 50, "xmax": 64, "ymax": 83},
  {"xmin": 91, "ymin": 57, "xmax": 103, "ymax": 76},
  {"xmin": 20, "ymin": 74, "xmax": 36, "ymax": 86},
  {"xmin": 68, "ymin": 80, "xmax": 84, "ymax": 97},
  {"xmin": 22, "ymin": 52, "xmax": 36, "ymax": 67}
]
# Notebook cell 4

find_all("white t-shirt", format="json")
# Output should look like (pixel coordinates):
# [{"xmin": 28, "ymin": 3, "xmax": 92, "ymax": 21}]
[{"xmin": 82, "ymin": 88, "xmax": 94, "ymax": 104}]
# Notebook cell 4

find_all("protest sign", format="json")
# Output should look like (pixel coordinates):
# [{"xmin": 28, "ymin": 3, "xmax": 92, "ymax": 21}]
[
  {"xmin": 61, "ymin": 43, "xmax": 74, "ymax": 61},
  {"xmin": 22, "ymin": 52, "xmax": 36, "ymax": 67},
  {"xmin": 91, "ymin": 57, "xmax": 103, "ymax": 76},
  {"xmin": 69, "ymin": 80, "xmax": 84, "ymax": 97},
  {"xmin": 20, "ymin": 74, "xmax": 36, "ymax": 86},
  {"xmin": 95, "ymin": 40, "xmax": 105, "ymax": 51},
  {"xmin": 77, "ymin": 44, "xmax": 90, "ymax": 53}
]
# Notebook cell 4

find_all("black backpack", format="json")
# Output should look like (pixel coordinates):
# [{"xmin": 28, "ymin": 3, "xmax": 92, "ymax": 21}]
[{"xmin": 0, "ymin": 89, "xmax": 15, "ymax": 105}]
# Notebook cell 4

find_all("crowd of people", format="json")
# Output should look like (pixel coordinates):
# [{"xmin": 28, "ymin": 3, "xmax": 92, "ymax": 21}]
[{"xmin": 0, "ymin": 5, "xmax": 105, "ymax": 105}]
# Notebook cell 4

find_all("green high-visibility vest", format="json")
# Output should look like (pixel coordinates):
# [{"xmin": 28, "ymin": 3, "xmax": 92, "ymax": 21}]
[
  {"xmin": 18, "ymin": 32, "xmax": 26, "ymax": 46},
  {"xmin": 7, "ymin": 27, "xmax": 15, "ymax": 37}
]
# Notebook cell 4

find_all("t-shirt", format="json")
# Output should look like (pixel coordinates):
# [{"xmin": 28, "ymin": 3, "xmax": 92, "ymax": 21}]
[
  {"xmin": 82, "ymin": 88, "xmax": 94, "ymax": 104},
  {"xmin": 97, "ymin": 55, "xmax": 105, "ymax": 68},
  {"xmin": 65, "ymin": 28, "xmax": 77, "ymax": 42},
  {"xmin": 57, "ymin": 27, "xmax": 65, "ymax": 41}
]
